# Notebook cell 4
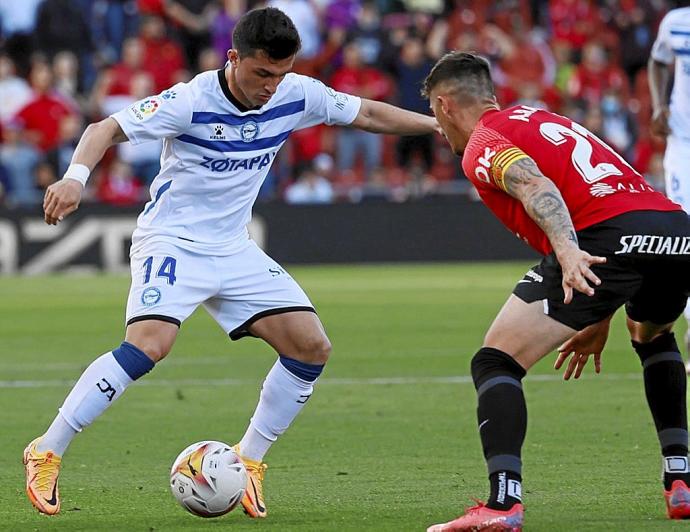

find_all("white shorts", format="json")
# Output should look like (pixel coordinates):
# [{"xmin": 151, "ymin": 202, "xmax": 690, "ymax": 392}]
[
  {"xmin": 125, "ymin": 239, "xmax": 314, "ymax": 340},
  {"xmin": 664, "ymin": 136, "xmax": 690, "ymax": 212}
]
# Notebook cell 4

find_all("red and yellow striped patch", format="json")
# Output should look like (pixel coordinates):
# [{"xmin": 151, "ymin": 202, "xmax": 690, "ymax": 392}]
[{"xmin": 491, "ymin": 147, "xmax": 529, "ymax": 191}]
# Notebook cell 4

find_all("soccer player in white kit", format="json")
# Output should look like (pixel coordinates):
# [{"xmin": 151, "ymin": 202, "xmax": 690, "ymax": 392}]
[
  {"xmin": 23, "ymin": 8, "xmax": 439, "ymax": 517},
  {"xmin": 649, "ymin": 2, "xmax": 690, "ymax": 362}
]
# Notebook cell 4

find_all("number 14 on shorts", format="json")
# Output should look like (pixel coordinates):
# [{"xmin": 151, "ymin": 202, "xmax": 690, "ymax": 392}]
[{"xmin": 142, "ymin": 256, "xmax": 177, "ymax": 285}]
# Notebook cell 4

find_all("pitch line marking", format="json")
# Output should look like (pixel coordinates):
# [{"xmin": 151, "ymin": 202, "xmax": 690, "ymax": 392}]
[{"xmin": 0, "ymin": 373, "xmax": 642, "ymax": 389}]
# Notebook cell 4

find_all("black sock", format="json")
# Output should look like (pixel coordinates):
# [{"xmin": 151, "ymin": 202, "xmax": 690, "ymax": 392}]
[
  {"xmin": 471, "ymin": 347, "xmax": 527, "ymax": 510},
  {"xmin": 633, "ymin": 332, "xmax": 690, "ymax": 490},
  {"xmin": 488, "ymin": 471, "xmax": 522, "ymax": 511}
]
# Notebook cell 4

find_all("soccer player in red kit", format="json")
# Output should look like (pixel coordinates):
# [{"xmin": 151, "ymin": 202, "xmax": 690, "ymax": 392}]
[{"xmin": 423, "ymin": 52, "xmax": 690, "ymax": 531}]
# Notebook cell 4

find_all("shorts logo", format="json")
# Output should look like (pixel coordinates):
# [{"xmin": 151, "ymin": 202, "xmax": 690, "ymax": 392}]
[
  {"xmin": 240, "ymin": 121, "xmax": 259, "ymax": 143},
  {"xmin": 141, "ymin": 287, "xmax": 162, "ymax": 306},
  {"xmin": 615, "ymin": 235, "xmax": 690, "ymax": 255},
  {"xmin": 129, "ymin": 96, "xmax": 161, "ymax": 122}
]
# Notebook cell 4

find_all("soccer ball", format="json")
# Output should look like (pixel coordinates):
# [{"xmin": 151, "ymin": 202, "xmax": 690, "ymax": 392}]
[{"xmin": 170, "ymin": 440, "xmax": 247, "ymax": 518}]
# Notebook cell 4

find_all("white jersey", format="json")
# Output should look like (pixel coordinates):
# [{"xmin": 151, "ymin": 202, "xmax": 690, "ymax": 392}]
[
  {"xmin": 651, "ymin": 7, "xmax": 690, "ymax": 142},
  {"xmin": 111, "ymin": 69, "xmax": 361, "ymax": 255}
]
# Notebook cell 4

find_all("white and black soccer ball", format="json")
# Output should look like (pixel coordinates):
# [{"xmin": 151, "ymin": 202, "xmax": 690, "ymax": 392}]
[{"xmin": 170, "ymin": 440, "xmax": 247, "ymax": 518}]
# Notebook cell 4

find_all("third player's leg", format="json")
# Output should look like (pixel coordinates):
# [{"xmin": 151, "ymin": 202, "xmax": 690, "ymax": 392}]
[{"xmin": 467, "ymin": 294, "xmax": 576, "ymax": 515}]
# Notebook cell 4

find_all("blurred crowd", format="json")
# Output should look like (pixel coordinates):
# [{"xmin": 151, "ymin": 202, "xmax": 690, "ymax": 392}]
[{"xmin": 0, "ymin": 0, "xmax": 678, "ymax": 207}]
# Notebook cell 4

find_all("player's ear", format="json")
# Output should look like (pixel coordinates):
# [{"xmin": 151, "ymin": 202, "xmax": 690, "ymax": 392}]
[
  {"xmin": 436, "ymin": 95, "xmax": 452, "ymax": 119},
  {"xmin": 227, "ymin": 49, "xmax": 239, "ymax": 67}
]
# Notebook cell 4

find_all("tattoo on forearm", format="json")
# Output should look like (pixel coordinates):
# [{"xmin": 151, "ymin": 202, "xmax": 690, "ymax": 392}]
[{"xmin": 503, "ymin": 158, "xmax": 578, "ymax": 249}]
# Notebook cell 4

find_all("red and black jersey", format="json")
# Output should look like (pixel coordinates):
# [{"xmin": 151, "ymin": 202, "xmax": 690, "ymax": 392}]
[{"xmin": 461, "ymin": 105, "xmax": 682, "ymax": 255}]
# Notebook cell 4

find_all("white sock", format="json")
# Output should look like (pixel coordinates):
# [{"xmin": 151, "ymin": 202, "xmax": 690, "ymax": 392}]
[
  {"xmin": 37, "ymin": 413, "xmax": 77, "ymax": 456},
  {"xmin": 238, "ymin": 360, "xmax": 316, "ymax": 462},
  {"xmin": 37, "ymin": 352, "xmax": 133, "ymax": 455}
]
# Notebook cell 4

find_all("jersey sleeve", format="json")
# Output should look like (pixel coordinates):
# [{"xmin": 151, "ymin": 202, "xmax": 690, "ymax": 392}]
[
  {"xmin": 295, "ymin": 75, "xmax": 362, "ymax": 129},
  {"xmin": 110, "ymin": 84, "xmax": 193, "ymax": 145},
  {"xmin": 465, "ymin": 124, "xmax": 530, "ymax": 191},
  {"xmin": 651, "ymin": 13, "xmax": 674, "ymax": 65}
]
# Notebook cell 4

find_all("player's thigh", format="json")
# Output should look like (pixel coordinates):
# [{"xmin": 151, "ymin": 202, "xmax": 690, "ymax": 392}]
[
  {"xmin": 484, "ymin": 295, "xmax": 576, "ymax": 370},
  {"xmin": 625, "ymin": 261, "xmax": 688, "ymax": 343},
  {"xmin": 203, "ymin": 241, "xmax": 320, "ymax": 351},
  {"xmin": 126, "ymin": 242, "xmax": 218, "ymax": 354}
]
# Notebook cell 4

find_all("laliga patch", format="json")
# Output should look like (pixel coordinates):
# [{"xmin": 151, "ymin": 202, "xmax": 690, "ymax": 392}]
[
  {"xmin": 141, "ymin": 287, "xmax": 162, "ymax": 306},
  {"xmin": 129, "ymin": 96, "xmax": 162, "ymax": 122}
]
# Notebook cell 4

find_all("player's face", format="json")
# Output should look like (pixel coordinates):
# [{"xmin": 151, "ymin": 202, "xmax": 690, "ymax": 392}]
[
  {"xmin": 230, "ymin": 49, "xmax": 295, "ymax": 107},
  {"xmin": 430, "ymin": 91, "xmax": 465, "ymax": 156}
]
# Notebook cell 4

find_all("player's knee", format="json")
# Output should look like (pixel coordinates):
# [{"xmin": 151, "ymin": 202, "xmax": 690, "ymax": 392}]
[
  {"xmin": 296, "ymin": 333, "xmax": 331, "ymax": 365},
  {"xmin": 127, "ymin": 340, "xmax": 171, "ymax": 363},
  {"xmin": 627, "ymin": 316, "xmax": 675, "ymax": 345},
  {"xmin": 470, "ymin": 347, "xmax": 526, "ymax": 388},
  {"xmin": 631, "ymin": 330, "xmax": 680, "ymax": 364}
]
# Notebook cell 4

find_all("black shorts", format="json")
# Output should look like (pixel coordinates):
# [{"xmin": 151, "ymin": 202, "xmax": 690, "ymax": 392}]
[{"xmin": 513, "ymin": 210, "xmax": 690, "ymax": 330}]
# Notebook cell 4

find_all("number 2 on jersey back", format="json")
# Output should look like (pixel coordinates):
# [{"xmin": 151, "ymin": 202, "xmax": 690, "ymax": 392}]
[
  {"xmin": 143, "ymin": 256, "xmax": 177, "ymax": 285},
  {"xmin": 539, "ymin": 121, "xmax": 624, "ymax": 184}
]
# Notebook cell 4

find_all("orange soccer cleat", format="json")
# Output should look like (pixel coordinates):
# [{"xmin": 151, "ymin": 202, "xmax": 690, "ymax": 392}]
[
  {"xmin": 665, "ymin": 479, "xmax": 690, "ymax": 519},
  {"xmin": 23, "ymin": 438, "xmax": 62, "ymax": 515},
  {"xmin": 232, "ymin": 444, "xmax": 268, "ymax": 518},
  {"xmin": 427, "ymin": 501, "xmax": 524, "ymax": 532}
]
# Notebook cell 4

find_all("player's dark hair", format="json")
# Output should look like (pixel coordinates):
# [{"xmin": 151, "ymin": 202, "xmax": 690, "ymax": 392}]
[
  {"xmin": 422, "ymin": 51, "xmax": 494, "ymax": 101},
  {"xmin": 232, "ymin": 7, "xmax": 301, "ymax": 60}
]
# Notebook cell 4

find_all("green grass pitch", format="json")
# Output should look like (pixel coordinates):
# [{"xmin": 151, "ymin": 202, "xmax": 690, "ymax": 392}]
[{"xmin": 1, "ymin": 262, "xmax": 688, "ymax": 531}]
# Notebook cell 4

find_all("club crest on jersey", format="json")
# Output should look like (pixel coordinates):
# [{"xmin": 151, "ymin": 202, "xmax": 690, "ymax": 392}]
[
  {"xmin": 141, "ymin": 287, "xmax": 161, "ymax": 306},
  {"xmin": 240, "ymin": 121, "xmax": 259, "ymax": 143},
  {"xmin": 129, "ymin": 96, "xmax": 161, "ymax": 122},
  {"xmin": 210, "ymin": 124, "xmax": 226, "ymax": 140}
]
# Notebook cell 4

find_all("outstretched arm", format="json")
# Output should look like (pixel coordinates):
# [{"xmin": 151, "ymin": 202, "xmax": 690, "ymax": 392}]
[
  {"xmin": 501, "ymin": 157, "xmax": 606, "ymax": 303},
  {"xmin": 43, "ymin": 117, "xmax": 128, "ymax": 225},
  {"xmin": 350, "ymin": 98, "xmax": 440, "ymax": 136}
]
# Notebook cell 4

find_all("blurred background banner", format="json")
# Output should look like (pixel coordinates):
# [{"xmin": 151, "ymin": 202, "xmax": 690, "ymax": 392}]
[
  {"xmin": 0, "ymin": 0, "xmax": 675, "ymax": 272},
  {"xmin": 0, "ymin": 200, "xmax": 537, "ymax": 274}
]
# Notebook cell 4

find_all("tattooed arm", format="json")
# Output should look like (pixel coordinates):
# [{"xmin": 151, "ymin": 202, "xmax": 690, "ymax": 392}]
[{"xmin": 502, "ymin": 157, "xmax": 607, "ymax": 304}]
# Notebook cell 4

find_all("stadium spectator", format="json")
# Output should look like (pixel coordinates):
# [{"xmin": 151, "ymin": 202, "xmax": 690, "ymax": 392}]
[
  {"xmin": 138, "ymin": 15, "xmax": 187, "ymax": 92},
  {"xmin": 34, "ymin": 0, "xmax": 93, "ymax": 85},
  {"xmin": 285, "ymin": 156, "xmax": 335, "ymax": 204},
  {"xmin": 13, "ymin": 61, "xmax": 75, "ymax": 152},
  {"xmin": 96, "ymin": 158, "xmax": 144, "ymax": 205},
  {"xmin": 331, "ymin": 41, "xmax": 392, "ymax": 175},
  {"xmin": 52, "ymin": 51, "xmax": 81, "ymax": 106},
  {"xmin": 395, "ymin": 36, "xmax": 434, "ymax": 172},
  {"xmin": 91, "ymin": 0, "xmax": 140, "ymax": 63},
  {"xmin": 600, "ymin": 89, "xmax": 638, "ymax": 159},
  {"xmin": 198, "ymin": 46, "xmax": 224, "ymax": 71},
  {"xmin": 345, "ymin": 2, "xmax": 382, "ymax": 66},
  {"xmin": 568, "ymin": 40, "xmax": 630, "ymax": 107},
  {"xmin": 548, "ymin": 0, "xmax": 601, "ymax": 51},
  {"xmin": 163, "ymin": 0, "xmax": 217, "ymax": 69},
  {"xmin": 0, "ymin": 54, "xmax": 32, "ymax": 125},
  {"xmin": 211, "ymin": 0, "xmax": 246, "ymax": 61},
  {"xmin": 0, "ymin": 122, "xmax": 41, "ymax": 206}
]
